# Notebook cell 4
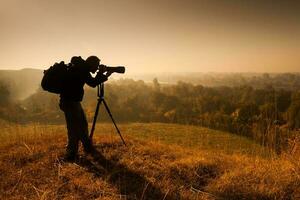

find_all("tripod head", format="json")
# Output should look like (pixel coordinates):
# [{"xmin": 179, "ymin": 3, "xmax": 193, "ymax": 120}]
[{"xmin": 97, "ymin": 83, "xmax": 105, "ymax": 99}]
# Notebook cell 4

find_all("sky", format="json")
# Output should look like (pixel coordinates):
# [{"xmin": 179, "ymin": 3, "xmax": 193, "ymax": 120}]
[{"xmin": 0, "ymin": 0, "xmax": 299, "ymax": 73}]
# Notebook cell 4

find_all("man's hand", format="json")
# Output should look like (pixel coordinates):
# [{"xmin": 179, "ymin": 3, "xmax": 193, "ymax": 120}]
[
  {"xmin": 98, "ymin": 64, "xmax": 107, "ymax": 73},
  {"xmin": 98, "ymin": 64, "xmax": 113, "ymax": 77},
  {"xmin": 105, "ymin": 70, "xmax": 113, "ymax": 77}
]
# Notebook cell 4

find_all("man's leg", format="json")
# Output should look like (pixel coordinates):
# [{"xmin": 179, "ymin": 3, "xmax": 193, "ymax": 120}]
[
  {"xmin": 65, "ymin": 124, "xmax": 79, "ymax": 159},
  {"xmin": 77, "ymin": 103, "xmax": 94, "ymax": 153},
  {"xmin": 60, "ymin": 101, "xmax": 80, "ymax": 160}
]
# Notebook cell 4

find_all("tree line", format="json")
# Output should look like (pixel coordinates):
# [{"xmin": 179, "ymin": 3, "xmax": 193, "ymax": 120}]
[{"xmin": 0, "ymin": 77, "xmax": 299, "ymax": 153}]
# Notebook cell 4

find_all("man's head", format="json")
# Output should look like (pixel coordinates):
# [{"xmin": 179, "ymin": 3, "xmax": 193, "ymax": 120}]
[{"xmin": 86, "ymin": 56, "xmax": 100, "ymax": 73}]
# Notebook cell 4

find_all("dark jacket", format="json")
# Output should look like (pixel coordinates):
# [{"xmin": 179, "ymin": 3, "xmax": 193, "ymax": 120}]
[{"xmin": 60, "ymin": 62, "xmax": 107, "ymax": 101}]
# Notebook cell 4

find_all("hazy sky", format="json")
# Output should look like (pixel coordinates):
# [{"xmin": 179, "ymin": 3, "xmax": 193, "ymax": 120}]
[{"xmin": 1, "ymin": 0, "xmax": 299, "ymax": 73}]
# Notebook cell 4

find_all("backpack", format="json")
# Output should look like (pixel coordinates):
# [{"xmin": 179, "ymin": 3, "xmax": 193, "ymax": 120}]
[{"xmin": 41, "ymin": 61, "xmax": 69, "ymax": 94}]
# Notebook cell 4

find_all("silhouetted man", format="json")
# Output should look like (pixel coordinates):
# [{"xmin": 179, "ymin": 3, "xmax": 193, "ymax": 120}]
[{"xmin": 59, "ymin": 56, "xmax": 111, "ymax": 161}]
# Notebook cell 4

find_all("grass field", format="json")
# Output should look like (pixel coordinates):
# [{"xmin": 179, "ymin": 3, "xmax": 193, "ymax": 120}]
[
  {"xmin": 1, "ymin": 122, "xmax": 271, "ymax": 156},
  {"xmin": 0, "ymin": 122, "xmax": 299, "ymax": 199}
]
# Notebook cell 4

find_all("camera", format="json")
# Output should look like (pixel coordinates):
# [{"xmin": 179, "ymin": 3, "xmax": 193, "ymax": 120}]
[{"xmin": 99, "ymin": 64, "xmax": 125, "ymax": 74}]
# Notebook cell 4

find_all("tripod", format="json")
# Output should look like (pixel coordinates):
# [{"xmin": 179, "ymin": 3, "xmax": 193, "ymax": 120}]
[{"xmin": 89, "ymin": 83, "xmax": 126, "ymax": 146}]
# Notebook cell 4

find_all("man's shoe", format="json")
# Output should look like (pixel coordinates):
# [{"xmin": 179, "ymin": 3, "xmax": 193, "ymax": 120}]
[
  {"xmin": 63, "ymin": 153, "xmax": 78, "ymax": 162},
  {"xmin": 84, "ymin": 145, "xmax": 96, "ymax": 155}
]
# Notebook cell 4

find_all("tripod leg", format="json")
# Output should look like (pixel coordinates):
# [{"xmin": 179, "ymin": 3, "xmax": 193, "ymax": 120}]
[
  {"xmin": 90, "ymin": 99, "xmax": 102, "ymax": 140},
  {"xmin": 102, "ymin": 99, "xmax": 126, "ymax": 146}
]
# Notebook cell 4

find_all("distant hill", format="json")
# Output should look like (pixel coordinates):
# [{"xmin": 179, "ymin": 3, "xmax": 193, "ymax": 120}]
[{"xmin": 0, "ymin": 68, "xmax": 43, "ymax": 100}]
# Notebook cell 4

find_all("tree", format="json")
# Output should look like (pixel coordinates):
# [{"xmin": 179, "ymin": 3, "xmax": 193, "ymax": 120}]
[
  {"xmin": 153, "ymin": 78, "xmax": 160, "ymax": 91},
  {"xmin": 288, "ymin": 92, "xmax": 300, "ymax": 129},
  {"xmin": 0, "ymin": 81, "xmax": 10, "ymax": 105}
]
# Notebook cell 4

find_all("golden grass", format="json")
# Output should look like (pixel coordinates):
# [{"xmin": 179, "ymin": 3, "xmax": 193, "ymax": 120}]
[{"xmin": 0, "ymin": 123, "xmax": 299, "ymax": 199}]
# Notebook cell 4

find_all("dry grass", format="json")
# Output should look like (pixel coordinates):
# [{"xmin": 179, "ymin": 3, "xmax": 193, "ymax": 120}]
[{"xmin": 0, "ymin": 123, "xmax": 299, "ymax": 199}]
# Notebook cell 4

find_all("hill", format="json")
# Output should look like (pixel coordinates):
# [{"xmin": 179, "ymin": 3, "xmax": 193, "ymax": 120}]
[
  {"xmin": 0, "ymin": 68, "xmax": 43, "ymax": 100},
  {"xmin": 0, "ymin": 123, "xmax": 299, "ymax": 199}
]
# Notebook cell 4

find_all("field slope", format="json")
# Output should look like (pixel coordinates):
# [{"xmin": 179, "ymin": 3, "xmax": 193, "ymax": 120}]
[{"xmin": 0, "ymin": 123, "xmax": 299, "ymax": 199}]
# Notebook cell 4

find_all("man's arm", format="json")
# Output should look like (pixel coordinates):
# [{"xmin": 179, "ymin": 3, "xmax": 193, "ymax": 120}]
[{"xmin": 85, "ymin": 72, "xmax": 108, "ymax": 88}]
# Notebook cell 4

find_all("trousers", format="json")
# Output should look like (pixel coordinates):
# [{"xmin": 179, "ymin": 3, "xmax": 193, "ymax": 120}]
[{"xmin": 59, "ymin": 100, "xmax": 92, "ymax": 155}]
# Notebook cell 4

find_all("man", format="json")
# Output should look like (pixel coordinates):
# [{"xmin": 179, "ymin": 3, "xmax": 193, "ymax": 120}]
[{"xmin": 59, "ymin": 56, "xmax": 111, "ymax": 161}]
